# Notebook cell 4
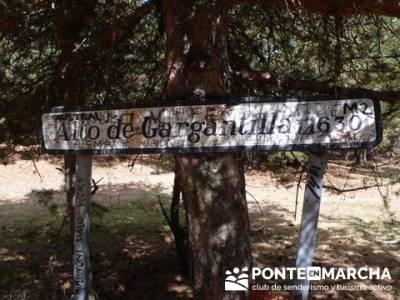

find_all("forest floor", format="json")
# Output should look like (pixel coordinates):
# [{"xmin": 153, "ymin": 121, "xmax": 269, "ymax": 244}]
[{"xmin": 0, "ymin": 151, "xmax": 399, "ymax": 299}]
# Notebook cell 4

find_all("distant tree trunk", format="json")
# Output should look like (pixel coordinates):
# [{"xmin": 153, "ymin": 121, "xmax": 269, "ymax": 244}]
[
  {"xmin": 169, "ymin": 170, "xmax": 189, "ymax": 273},
  {"xmin": 61, "ymin": 41, "xmax": 79, "ymax": 239},
  {"xmin": 159, "ymin": 170, "xmax": 189, "ymax": 273},
  {"xmin": 53, "ymin": 18, "xmax": 81, "ymax": 238},
  {"xmin": 162, "ymin": 1, "xmax": 251, "ymax": 300},
  {"xmin": 356, "ymin": 149, "xmax": 368, "ymax": 165},
  {"xmin": 64, "ymin": 154, "xmax": 76, "ymax": 239}
]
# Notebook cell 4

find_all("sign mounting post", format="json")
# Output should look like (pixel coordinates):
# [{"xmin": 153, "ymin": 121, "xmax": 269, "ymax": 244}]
[
  {"xmin": 294, "ymin": 151, "xmax": 328, "ymax": 300},
  {"xmin": 73, "ymin": 154, "xmax": 92, "ymax": 300}
]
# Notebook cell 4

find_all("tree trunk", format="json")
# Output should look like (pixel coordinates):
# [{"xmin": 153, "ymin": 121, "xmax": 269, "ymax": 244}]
[
  {"xmin": 52, "ymin": 7, "xmax": 81, "ymax": 238},
  {"xmin": 169, "ymin": 170, "xmax": 189, "ymax": 274},
  {"xmin": 64, "ymin": 154, "xmax": 76, "ymax": 239},
  {"xmin": 162, "ymin": 1, "xmax": 251, "ymax": 299},
  {"xmin": 62, "ymin": 51, "xmax": 78, "ymax": 238},
  {"xmin": 61, "ymin": 40, "xmax": 79, "ymax": 239}
]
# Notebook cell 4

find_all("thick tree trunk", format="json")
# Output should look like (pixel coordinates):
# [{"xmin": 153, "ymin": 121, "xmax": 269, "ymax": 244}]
[
  {"xmin": 162, "ymin": 1, "xmax": 251, "ymax": 299},
  {"xmin": 175, "ymin": 154, "xmax": 251, "ymax": 300}
]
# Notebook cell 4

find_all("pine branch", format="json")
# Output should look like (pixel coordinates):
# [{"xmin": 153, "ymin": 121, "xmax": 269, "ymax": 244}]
[
  {"xmin": 227, "ymin": 0, "xmax": 400, "ymax": 17},
  {"xmin": 70, "ymin": 2, "xmax": 154, "ymax": 68},
  {"xmin": 236, "ymin": 70, "xmax": 400, "ymax": 103}
]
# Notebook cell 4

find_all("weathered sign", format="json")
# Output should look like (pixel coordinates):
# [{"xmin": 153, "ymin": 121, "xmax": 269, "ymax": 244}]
[{"xmin": 41, "ymin": 97, "xmax": 381, "ymax": 154}]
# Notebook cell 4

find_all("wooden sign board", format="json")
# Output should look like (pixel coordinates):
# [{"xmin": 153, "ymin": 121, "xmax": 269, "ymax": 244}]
[{"xmin": 41, "ymin": 97, "xmax": 381, "ymax": 154}]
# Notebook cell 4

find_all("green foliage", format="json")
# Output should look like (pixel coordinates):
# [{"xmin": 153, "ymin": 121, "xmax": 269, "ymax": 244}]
[
  {"xmin": 379, "ymin": 102, "xmax": 400, "ymax": 156},
  {"xmin": 35, "ymin": 189, "xmax": 64, "ymax": 217},
  {"xmin": 93, "ymin": 201, "xmax": 166, "ymax": 238},
  {"xmin": 34, "ymin": 188, "xmax": 109, "ymax": 226},
  {"xmin": 245, "ymin": 151, "xmax": 306, "ymax": 171},
  {"xmin": 0, "ymin": 1, "xmax": 164, "ymax": 144},
  {"xmin": 262, "ymin": 152, "xmax": 304, "ymax": 172},
  {"xmin": 159, "ymin": 153, "xmax": 175, "ymax": 172},
  {"xmin": 0, "ymin": 264, "xmax": 18, "ymax": 290},
  {"xmin": 91, "ymin": 202, "xmax": 109, "ymax": 218},
  {"xmin": 229, "ymin": 6, "xmax": 400, "ymax": 95}
]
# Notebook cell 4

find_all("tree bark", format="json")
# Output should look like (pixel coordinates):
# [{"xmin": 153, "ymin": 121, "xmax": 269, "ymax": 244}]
[
  {"xmin": 60, "ymin": 37, "xmax": 79, "ymax": 239},
  {"xmin": 236, "ymin": 70, "xmax": 400, "ymax": 103},
  {"xmin": 162, "ymin": 1, "xmax": 251, "ymax": 299},
  {"xmin": 64, "ymin": 154, "xmax": 76, "ymax": 239},
  {"xmin": 169, "ymin": 170, "xmax": 189, "ymax": 274},
  {"xmin": 51, "ymin": 3, "xmax": 83, "ymax": 238}
]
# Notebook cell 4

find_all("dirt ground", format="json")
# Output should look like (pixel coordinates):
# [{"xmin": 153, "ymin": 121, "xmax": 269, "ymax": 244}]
[{"xmin": 0, "ymin": 153, "xmax": 399, "ymax": 299}]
